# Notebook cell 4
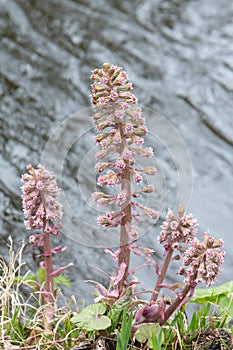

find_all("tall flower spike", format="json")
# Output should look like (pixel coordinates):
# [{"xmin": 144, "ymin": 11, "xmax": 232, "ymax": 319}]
[{"xmin": 91, "ymin": 64, "xmax": 159, "ymax": 295}]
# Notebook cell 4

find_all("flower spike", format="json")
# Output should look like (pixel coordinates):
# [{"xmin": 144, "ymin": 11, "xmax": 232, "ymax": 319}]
[{"xmin": 91, "ymin": 64, "xmax": 159, "ymax": 295}]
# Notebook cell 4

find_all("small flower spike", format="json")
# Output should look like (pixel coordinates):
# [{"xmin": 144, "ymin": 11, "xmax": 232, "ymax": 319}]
[
  {"xmin": 21, "ymin": 164, "xmax": 67, "ymax": 332},
  {"xmin": 21, "ymin": 164, "xmax": 63, "ymax": 232},
  {"xmin": 158, "ymin": 206, "xmax": 198, "ymax": 252},
  {"xmin": 178, "ymin": 232, "xmax": 225, "ymax": 287}
]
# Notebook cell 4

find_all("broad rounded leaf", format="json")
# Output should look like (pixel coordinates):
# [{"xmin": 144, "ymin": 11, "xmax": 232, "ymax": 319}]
[
  {"xmin": 70, "ymin": 303, "xmax": 111, "ymax": 331},
  {"xmin": 78, "ymin": 303, "xmax": 106, "ymax": 316},
  {"xmin": 84, "ymin": 315, "xmax": 111, "ymax": 331},
  {"xmin": 135, "ymin": 323, "xmax": 163, "ymax": 349}
]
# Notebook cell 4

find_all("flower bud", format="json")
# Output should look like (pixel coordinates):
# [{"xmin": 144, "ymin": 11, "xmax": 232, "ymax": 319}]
[
  {"xmin": 133, "ymin": 127, "xmax": 148, "ymax": 136},
  {"xmin": 132, "ymin": 169, "xmax": 143, "ymax": 183},
  {"xmin": 95, "ymin": 162, "xmax": 112, "ymax": 173},
  {"xmin": 142, "ymin": 166, "xmax": 157, "ymax": 175},
  {"xmin": 115, "ymin": 157, "xmax": 126, "ymax": 169}
]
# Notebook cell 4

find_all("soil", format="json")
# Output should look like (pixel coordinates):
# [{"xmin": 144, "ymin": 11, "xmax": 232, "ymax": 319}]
[{"xmin": 193, "ymin": 329, "xmax": 233, "ymax": 350}]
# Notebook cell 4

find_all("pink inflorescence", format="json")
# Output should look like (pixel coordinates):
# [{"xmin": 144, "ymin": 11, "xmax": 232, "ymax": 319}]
[
  {"xmin": 158, "ymin": 207, "xmax": 226, "ymax": 288},
  {"xmin": 178, "ymin": 232, "xmax": 226, "ymax": 287},
  {"xmin": 91, "ymin": 63, "xmax": 159, "ymax": 228},
  {"xmin": 21, "ymin": 164, "xmax": 63, "ymax": 232},
  {"xmin": 158, "ymin": 207, "xmax": 198, "ymax": 251}
]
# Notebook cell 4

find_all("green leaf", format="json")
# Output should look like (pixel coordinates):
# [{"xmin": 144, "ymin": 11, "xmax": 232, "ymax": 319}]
[
  {"xmin": 189, "ymin": 311, "xmax": 198, "ymax": 332},
  {"xmin": 14, "ymin": 274, "xmax": 37, "ymax": 285},
  {"xmin": 36, "ymin": 267, "xmax": 70, "ymax": 289},
  {"xmin": 190, "ymin": 281, "xmax": 233, "ymax": 304},
  {"xmin": 108, "ymin": 287, "xmax": 132, "ymax": 332},
  {"xmin": 219, "ymin": 295, "xmax": 233, "ymax": 317},
  {"xmin": 70, "ymin": 303, "xmax": 111, "ymax": 331},
  {"xmin": 151, "ymin": 332, "xmax": 157, "ymax": 350},
  {"xmin": 116, "ymin": 331, "xmax": 122, "ymax": 350},
  {"xmin": 151, "ymin": 328, "xmax": 163, "ymax": 350},
  {"xmin": 116, "ymin": 310, "xmax": 133, "ymax": 350},
  {"xmin": 135, "ymin": 323, "xmax": 164, "ymax": 349},
  {"xmin": 54, "ymin": 274, "xmax": 71, "ymax": 288},
  {"xmin": 78, "ymin": 303, "xmax": 106, "ymax": 316},
  {"xmin": 121, "ymin": 310, "xmax": 133, "ymax": 343},
  {"xmin": 37, "ymin": 267, "xmax": 46, "ymax": 284}
]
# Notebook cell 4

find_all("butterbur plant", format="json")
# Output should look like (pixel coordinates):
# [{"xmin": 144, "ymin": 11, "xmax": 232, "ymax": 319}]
[
  {"xmin": 21, "ymin": 164, "xmax": 72, "ymax": 332},
  {"xmin": 130, "ymin": 201, "xmax": 225, "ymax": 331},
  {"xmin": 90, "ymin": 63, "xmax": 226, "ymax": 332},
  {"xmin": 13, "ymin": 64, "xmax": 227, "ymax": 349},
  {"xmin": 91, "ymin": 63, "xmax": 159, "ymax": 297},
  {"xmin": 147, "ymin": 208, "xmax": 225, "ymax": 326}
]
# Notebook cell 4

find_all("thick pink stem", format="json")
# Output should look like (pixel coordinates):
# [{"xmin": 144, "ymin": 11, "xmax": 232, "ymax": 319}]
[
  {"xmin": 150, "ymin": 248, "xmax": 173, "ymax": 302},
  {"xmin": 160, "ymin": 284, "xmax": 191, "ymax": 325},
  {"xmin": 117, "ymin": 121, "xmax": 132, "ymax": 294},
  {"xmin": 118, "ymin": 166, "xmax": 132, "ymax": 294},
  {"xmin": 43, "ymin": 222, "xmax": 55, "ymax": 332}
]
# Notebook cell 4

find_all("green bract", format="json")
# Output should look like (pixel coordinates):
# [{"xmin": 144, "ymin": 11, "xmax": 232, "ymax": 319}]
[{"xmin": 70, "ymin": 303, "xmax": 111, "ymax": 331}]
